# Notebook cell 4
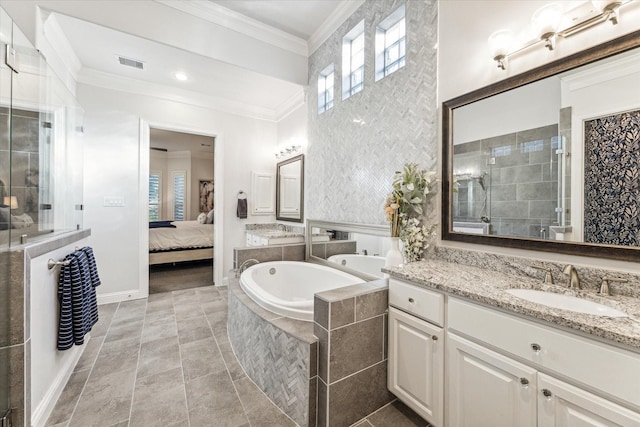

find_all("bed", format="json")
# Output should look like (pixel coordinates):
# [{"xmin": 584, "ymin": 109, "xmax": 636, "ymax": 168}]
[{"xmin": 148, "ymin": 220, "xmax": 214, "ymax": 265}]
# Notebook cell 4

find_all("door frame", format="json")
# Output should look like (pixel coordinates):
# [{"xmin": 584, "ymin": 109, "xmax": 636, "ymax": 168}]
[{"xmin": 140, "ymin": 119, "xmax": 224, "ymax": 292}]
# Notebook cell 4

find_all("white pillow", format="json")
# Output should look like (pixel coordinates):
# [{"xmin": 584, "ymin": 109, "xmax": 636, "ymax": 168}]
[
  {"xmin": 197, "ymin": 212, "xmax": 207, "ymax": 224},
  {"xmin": 11, "ymin": 213, "xmax": 34, "ymax": 229},
  {"xmin": 206, "ymin": 209, "xmax": 214, "ymax": 224}
]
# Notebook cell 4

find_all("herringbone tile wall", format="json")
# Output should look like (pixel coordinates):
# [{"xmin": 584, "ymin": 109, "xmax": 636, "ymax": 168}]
[{"xmin": 307, "ymin": 0, "xmax": 438, "ymax": 225}]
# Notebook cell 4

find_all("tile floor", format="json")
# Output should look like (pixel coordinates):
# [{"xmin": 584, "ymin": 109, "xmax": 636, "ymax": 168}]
[{"xmin": 45, "ymin": 285, "xmax": 428, "ymax": 427}]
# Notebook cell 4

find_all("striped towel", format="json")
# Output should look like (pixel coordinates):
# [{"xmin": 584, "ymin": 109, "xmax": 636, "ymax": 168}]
[
  {"xmin": 80, "ymin": 246, "xmax": 101, "ymax": 288},
  {"xmin": 57, "ymin": 250, "xmax": 100, "ymax": 350}
]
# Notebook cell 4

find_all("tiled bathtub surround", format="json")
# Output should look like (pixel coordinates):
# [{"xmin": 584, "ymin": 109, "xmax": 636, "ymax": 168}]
[
  {"xmin": 311, "ymin": 240, "xmax": 357, "ymax": 260},
  {"xmin": 234, "ymin": 243, "xmax": 305, "ymax": 269},
  {"xmin": 314, "ymin": 280, "xmax": 393, "ymax": 427},
  {"xmin": 227, "ymin": 279, "xmax": 317, "ymax": 426}
]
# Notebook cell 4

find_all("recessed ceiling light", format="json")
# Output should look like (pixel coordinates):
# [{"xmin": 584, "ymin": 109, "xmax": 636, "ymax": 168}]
[{"xmin": 175, "ymin": 72, "xmax": 188, "ymax": 81}]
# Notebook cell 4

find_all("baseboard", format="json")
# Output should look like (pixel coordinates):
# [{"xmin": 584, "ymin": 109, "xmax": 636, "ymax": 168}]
[
  {"xmin": 97, "ymin": 289, "xmax": 146, "ymax": 305},
  {"xmin": 31, "ymin": 338, "xmax": 86, "ymax": 427}
]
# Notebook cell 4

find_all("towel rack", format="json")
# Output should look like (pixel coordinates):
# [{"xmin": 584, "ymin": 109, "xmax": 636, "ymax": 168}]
[{"xmin": 48, "ymin": 258, "xmax": 71, "ymax": 270}]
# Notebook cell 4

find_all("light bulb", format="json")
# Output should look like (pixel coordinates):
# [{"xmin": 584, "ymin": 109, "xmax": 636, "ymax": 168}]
[
  {"xmin": 488, "ymin": 29, "xmax": 513, "ymax": 59},
  {"xmin": 532, "ymin": 3, "xmax": 563, "ymax": 39}
]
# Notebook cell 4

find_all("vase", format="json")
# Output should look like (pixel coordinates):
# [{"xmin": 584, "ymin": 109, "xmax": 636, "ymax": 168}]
[{"xmin": 385, "ymin": 237, "xmax": 404, "ymax": 268}]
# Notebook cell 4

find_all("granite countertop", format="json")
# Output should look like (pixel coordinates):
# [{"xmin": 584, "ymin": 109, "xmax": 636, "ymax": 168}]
[
  {"xmin": 247, "ymin": 230, "xmax": 304, "ymax": 238},
  {"xmin": 384, "ymin": 259, "xmax": 640, "ymax": 350}
]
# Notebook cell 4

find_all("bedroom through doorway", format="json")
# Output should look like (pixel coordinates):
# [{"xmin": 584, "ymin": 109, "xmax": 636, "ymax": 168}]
[{"xmin": 148, "ymin": 127, "xmax": 215, "ymax": 294}]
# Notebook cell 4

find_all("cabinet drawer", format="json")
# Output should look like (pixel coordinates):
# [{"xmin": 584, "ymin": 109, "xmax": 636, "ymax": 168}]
[
  {"xmin": 449, "ymin": 298, "xmax": 640, "ymax": 409},
  {"xmin": 389, "ymin": 279, "xmax": 444, "ymax": 326}
]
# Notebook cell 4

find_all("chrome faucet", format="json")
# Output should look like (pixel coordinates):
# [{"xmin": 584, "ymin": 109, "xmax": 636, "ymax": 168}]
[
  {"xmin": 276, "ymin": 224, "xmax": 287, "ymax": 232},
  {"xmin": 236, "ymin": 259, "xmax": 260, "ymax": 277},
  {"xmin": 562, "ymin": 264, "xmax": 581, "ymax": 290},
  {"xmin": 362, "ymin": 249, "xmax": 368, "ymax": 256}
]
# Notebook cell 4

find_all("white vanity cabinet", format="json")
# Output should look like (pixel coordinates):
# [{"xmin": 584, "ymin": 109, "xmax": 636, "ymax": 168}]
[
  {"xmin": 388, "ymin": 280, "xmax": 444, "ymax": 427},
  {"xmin": 448, "ymin": 333, "xmax": 537, "ymax": 427},
  {"xmin": 387, "ymin": 277, "xmax": 640, "ymax": 427},
  {"xmin": 448, "ymin": 297, "xmax": 640, "ymax": 427}
]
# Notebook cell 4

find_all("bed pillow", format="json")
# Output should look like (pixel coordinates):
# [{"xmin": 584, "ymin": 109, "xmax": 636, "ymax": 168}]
[
  {"xmin": 197, "ymin": 212, "xmax": 207, "ymax": 224},
  {"xmin": 11, "ymin": 213, "xmax": 34, "ymax": 229},
  {"xmin": 206, "ymin": 209, "xmax": 214, "ymax": 224}
]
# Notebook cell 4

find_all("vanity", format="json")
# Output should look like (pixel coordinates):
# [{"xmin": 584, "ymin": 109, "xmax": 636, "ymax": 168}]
[
  {"xmin": 245, "ymin": 229, "xmax": 305, "ymax": 246},
  {"xmin": 385, "ymin": 260, "xmax": 640, "ymax": 427}
]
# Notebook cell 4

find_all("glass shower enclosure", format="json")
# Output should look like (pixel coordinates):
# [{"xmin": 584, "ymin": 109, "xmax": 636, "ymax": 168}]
[{"xmin": 1, "ymin": 5, "xmax": 84, "ymax": 425}]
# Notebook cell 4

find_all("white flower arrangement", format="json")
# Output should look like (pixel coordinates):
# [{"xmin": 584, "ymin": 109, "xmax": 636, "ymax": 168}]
[
  {"xmin": 399, "ymin": 216, "xmax": 437, "ymax": 263},
  {"xmin": 385, "ymin": 163, "xmax": 438, "ymax": 262}
]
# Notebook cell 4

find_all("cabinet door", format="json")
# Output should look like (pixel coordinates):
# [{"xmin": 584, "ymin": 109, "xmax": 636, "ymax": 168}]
[
  {"xmin": 448, "ymin": 333, "xmax": 537, "ymax": 427},
  {"xmin": 538, "ymin": 373, "xmax": 640, "ymax": 427},
  {"xmin": 388, "ymin": 307, "xmax": 444, "ymax": 426}
]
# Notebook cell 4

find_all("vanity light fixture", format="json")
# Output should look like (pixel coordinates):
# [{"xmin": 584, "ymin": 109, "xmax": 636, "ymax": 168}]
[
  {"xmin": 274, "ymin": 145, "xmax": 302, "ymax": 159},
  {"xmin": 489, "ymin": 0, "xmax": 630, "ymax": 70}
]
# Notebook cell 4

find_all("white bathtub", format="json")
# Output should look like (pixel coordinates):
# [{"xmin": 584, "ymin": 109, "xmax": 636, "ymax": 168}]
[
  {"xmin": 327, "ymin": 254, "xmax": 386, "ymax": 278},
  {"xmin": 239, "ymin": 261, "xmax": 363, "ymax": 321}
]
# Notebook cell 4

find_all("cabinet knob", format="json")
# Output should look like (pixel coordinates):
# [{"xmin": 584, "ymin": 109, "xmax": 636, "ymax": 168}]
[
  {"xmin": 542, "ymin": 389, "xmax": 553, "ymax": 399},
  {"xmin": 530, "ymin": 343, "xmax": 542, "ymax": 353},
  {"xmin": 432, "ymin": 335, "xmax": 438, "ymax": 341},
  {"xmin": 408, "ymin": 297, "xmax": 415, "ymax": 303},
  {"xmin": 519, "ymin": 377, "xmax": 529, "ymax": 387}
]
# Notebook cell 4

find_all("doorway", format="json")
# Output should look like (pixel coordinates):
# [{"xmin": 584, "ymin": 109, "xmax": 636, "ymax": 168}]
[{"xmin": 147, "ymin": 127, "xmax": 215, "ymax": 294}]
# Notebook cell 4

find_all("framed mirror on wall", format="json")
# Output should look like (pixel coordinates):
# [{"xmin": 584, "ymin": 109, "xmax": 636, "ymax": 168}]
[
  {"xmin": 442, "ymin": 30, "xmax": 640, "ymax": 262},
  {"xmin": 276, "ymin": 154, "xmax": 304, "ymax": 222}
]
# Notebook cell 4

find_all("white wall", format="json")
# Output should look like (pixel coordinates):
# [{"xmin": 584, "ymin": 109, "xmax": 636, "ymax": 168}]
[
  {"xmin": 30, "ymin": 237, "xmax": 89, "ymax": 427},
  {"xmin": 438, "ymin": 0, "xmax": 640, "ymax": 274},
  {"xmin": 78, "ymin": 83, "xmax": 278, "ymax": 290},
  {"xmin": 83, "ymin": 110, "xmax": 146, "ymax": 301}
]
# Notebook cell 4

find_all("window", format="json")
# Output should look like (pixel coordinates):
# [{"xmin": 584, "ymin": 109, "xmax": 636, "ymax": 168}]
[
  {"xmin": 318, "ymin": 64, "xmax": 335, "ymax": 114},
  {"xmin": 342, "ymin": 20, "xmax": 365, "ymax": 99},
  {"xmin": 375, "ymin": 4, "xmax": 406, "ymax": 81},
  {"xmin": 149, "ymin": 171, "xmax": 162, "ymax": 221},
  {"xmin": 172, "ymin": 171, "xmax": 186, "ymax": 221}
]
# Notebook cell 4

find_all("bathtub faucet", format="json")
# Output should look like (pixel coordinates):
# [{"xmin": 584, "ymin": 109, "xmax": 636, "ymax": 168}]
[
  {"xmin": 237, "ymin": 259, "xmax": 260, "ymax": 278},
  {"xmin": 362, "ymin": 249, "xmax": 368, "ymax": 255}
]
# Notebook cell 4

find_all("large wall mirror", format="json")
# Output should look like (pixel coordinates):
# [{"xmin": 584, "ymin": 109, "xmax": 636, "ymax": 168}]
[
  {"xmin": 442, "ymin": 30, "xmax": 640, "ymax": 262},
  {"xmin": 276, "ymin": 154, "xmax": 304, "ymax": 222},
  {"xmin": 306, "ymin": 220, "xmax": 389, "ymax": 280}
]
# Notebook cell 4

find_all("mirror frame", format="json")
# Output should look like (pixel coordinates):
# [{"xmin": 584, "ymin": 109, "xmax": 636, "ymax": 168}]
[
  {"xmin": 442, "ymin": 30, "xmax": 640, "ymax": 263},
  {"xmin": 276, "ymin": 154, "xmax": 304, "ymax": 223},
  {"xmin": 306, "ymin": 219, "xmax": 389, "ymax": 281}
]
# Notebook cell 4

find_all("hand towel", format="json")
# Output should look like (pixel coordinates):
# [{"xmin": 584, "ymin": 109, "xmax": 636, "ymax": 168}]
[{"xmin": 237, "ymin": 197, "xmax": 248, "ymax": 219}]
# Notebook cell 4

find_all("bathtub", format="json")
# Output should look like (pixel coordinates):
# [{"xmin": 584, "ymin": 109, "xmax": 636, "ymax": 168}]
[
  {"xmin": 239, "ymin": 261, "xmax": 363, "ymax": 321},
  {"xmin": 327, "ymin": 254, "xmax": 386, "ymax": 278}
]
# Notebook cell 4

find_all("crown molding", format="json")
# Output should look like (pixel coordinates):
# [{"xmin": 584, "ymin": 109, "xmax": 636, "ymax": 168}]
[
  {"xmin": 308, "ymin": 0, "xmax": 365, "ymax": 55},
  {"xmin": 39, "ymin": 12, "xmax": 82, "ymax": 81},
  {"xmin": 155, "ymin": 0, "xmax": 308, "ymax": 56},
  {"xmin": 275, "ymin": 88, "xmax": 306, "ymax": 121},
  {"xmin": 78, "ymin": 68, "xmax": 279, "ymax": 122}
]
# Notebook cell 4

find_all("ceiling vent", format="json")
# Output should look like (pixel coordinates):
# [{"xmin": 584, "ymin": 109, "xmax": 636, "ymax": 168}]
[{"xmin": 117, "ymin": 56, "xmax": 144, "ymax": 70}]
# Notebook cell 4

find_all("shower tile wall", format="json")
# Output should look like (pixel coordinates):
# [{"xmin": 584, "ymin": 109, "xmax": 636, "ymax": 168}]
[
  {"xmin": 307, "ymin": 0, "xmax": 438, "ymax": 225},
  {"xmin": 0, "ymin": 108, "xmax": 41, "ymax": 226},
  {"xmin": 453, "ymin": 124, "xmax": 560, "ymax": 238}
]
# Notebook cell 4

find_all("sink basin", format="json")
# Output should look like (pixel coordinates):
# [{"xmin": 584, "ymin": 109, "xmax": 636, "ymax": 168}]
[{"xmin": 505, "ymin": 289, "xmax": 627, "ymax": 318}]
